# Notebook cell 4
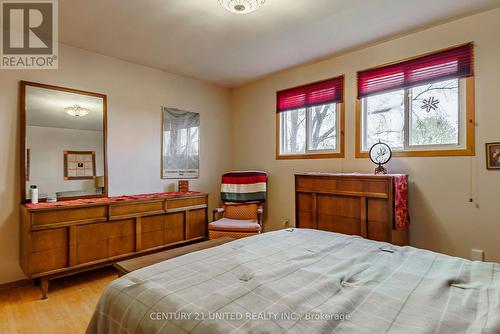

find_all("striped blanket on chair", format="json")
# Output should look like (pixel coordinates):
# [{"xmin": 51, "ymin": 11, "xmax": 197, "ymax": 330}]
[{"xmin": 221, "ymin": 171, "xmax": 267, "ymax": 203}]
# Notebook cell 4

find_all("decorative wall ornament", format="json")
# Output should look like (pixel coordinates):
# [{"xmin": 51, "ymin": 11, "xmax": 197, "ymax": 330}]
[
  {"xmin": 421, "ymin": 96, "xmax": 440, "ymax": 113},
  {"xmin": 178, "ymin": 180, "xmax": 189, "ymax": 192},
  {"xmin": 486, "ymin": 142, "xmax": 500, "ymax": 170},
  {"xmin": 369, "ymin": 140, "xmax": 392, "ymax": 175}
]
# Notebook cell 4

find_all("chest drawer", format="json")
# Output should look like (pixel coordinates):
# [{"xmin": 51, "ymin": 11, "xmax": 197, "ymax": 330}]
[
  {"xmin": 109, "ymin": 200, "xmax": 164, "ymax": 219},
  {"xmin": 31, "ymin": 206, "xmax": 107, "ymax": 226}
]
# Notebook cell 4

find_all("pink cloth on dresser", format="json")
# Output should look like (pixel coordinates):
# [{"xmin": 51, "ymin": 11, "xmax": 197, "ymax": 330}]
[{"xmin": 25, "ymin": 191, "xmax": 203, "ymax": 209}]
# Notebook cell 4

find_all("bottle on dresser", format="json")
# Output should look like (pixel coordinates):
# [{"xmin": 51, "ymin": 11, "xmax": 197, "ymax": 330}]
[{"xmin": 30, "ymin": 185, "xmax": 39, "ymax": 204}]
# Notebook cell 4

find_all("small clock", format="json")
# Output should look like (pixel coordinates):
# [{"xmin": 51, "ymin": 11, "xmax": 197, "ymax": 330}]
[{"xmin": 369, "ymin": 141, "xmax": 392, "ymax": 175}]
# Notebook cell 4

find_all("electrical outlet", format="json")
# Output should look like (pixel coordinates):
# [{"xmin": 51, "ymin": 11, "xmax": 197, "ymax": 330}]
[{"xmin": 471, "ymin": 249, "xmax": 484, "ymax": 261}]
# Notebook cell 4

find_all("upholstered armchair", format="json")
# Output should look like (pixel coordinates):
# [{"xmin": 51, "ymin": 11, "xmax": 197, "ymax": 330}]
[{"xmin": 208, "ymin": 171, "xmax": 267, "ymax": 240}]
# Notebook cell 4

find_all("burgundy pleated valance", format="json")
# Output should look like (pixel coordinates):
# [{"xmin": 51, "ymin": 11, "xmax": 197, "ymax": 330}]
[
  {"xmin": 277, "ymin": 75, "xmax": 344, "ymax": 112},
  {"xmin": 357, "ymin": 43, "xmax": 474, "ymax": 98}
]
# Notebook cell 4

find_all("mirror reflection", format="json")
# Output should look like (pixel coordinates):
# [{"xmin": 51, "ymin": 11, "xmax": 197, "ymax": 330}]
[{"xmin": 25, "ymin": 85, "xmax": 105, "ymax": 201}]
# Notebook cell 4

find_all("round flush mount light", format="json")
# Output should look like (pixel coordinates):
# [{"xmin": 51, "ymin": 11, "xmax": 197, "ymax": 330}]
[
  {"xmin": 218, "ymin": 0, "xmax": 266, "ymax": 14},
  {"xmin": 65, "ymin": 105, "xmax": 89, "ymax": 117}
]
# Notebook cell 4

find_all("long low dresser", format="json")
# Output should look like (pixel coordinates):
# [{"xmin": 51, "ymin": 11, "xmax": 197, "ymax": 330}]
[{"xmin": 20, "ymin": 191, "xmax": 208, "ymax": 298}]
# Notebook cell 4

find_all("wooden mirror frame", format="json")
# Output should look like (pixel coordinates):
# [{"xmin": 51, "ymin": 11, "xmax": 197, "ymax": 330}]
[{"xmin": 20, "ymin": 81, "xmax": 108, "ymax": 204}]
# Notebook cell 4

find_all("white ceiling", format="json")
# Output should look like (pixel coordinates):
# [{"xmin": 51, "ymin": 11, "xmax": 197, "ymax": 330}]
[
  {"xmin": 59, "ymin": 0, "xmax": 500, "ymax": 87},
  {"xmin": 26, "ymin": 86, "xmax": 104, "ymax": 131}
]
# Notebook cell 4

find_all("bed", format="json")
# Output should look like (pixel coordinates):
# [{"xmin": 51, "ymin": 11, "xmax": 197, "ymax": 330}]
[{"xmin": 87, "ymin": 228, "xmax": 500, "ymax": 333}]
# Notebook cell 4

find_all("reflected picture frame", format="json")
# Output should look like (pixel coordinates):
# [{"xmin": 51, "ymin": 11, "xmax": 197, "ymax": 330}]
[{"xmin": 64, "ymin": 150, "xmax": 97, "ymax": 180}]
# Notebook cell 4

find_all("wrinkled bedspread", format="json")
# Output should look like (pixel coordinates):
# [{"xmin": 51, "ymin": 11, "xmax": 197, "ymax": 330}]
[{"xmin": 87, "ymin": 228, "xmax": 500, "ymax": 333}]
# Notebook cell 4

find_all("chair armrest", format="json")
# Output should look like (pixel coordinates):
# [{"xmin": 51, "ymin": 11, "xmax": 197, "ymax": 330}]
[
  {"xmin": 257, "ymin": 207, "xmax": 264, "ymax": 226},
  {"xmin": 213, "ymin": 208, "xmax": 224, "ymax": 221}
]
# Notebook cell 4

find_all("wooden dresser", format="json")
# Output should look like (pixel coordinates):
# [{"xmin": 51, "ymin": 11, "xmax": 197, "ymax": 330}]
[
  {"xmin": 295, "ymin": 173, "xmax": 408, "ymax": 246},
  {"xmin": 20, "ymin": 192, "xmax": 208, "ymax": 298}
]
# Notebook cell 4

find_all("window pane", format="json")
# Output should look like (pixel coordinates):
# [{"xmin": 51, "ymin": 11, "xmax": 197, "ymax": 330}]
[
  {"xmin": 409, "ymin": 78, "xmax": 459, "ymax": 146},
  {"xmin": 188, "ymin": 127, "xmax": 199, "ymax": 155},
  {"xmin": 177, "ymin": 128, "xmax": 187, "ymax": 154},
  {"xmin": 307, "ymin": 103, "xmax": 336, "ymax": 151},
  {"xmin": 364, "ymin": 90, "xmax": 404, "ymax": 150},
  {"xmin": 281, "ymin": 108, "xmax": 306, "ymax": 154}
]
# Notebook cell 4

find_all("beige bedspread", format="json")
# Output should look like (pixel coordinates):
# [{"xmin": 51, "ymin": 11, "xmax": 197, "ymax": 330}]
[{"xmin": 87, "ymin": 228, "xmax": 500, "ymax": 333}]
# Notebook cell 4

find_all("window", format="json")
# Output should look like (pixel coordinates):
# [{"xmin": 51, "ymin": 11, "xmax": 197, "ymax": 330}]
[
  {"xmin": 362, "ymin": 78, "xmax": 465, "ymax": 151},
  {"xmin": 277, "ymin": 76, "xmax": 344, "ymax": 159},
  {"xmin": 356, "ymin": 43, "xmax": 475, "ymax": 157}
]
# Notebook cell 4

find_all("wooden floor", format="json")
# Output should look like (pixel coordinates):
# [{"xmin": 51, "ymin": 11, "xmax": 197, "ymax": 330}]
[{"xmin": 0, "ymin": 267, "xmax": 117, "ymax": 334}]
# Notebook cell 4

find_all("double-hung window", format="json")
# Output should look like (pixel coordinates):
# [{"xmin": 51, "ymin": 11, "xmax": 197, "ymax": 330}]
[
  {"xmin": 356, "ymin": 43, "xmax": 475, "ymax": 157},
  {"xmin": 276, "ymin": 76, "xmax": 345, "ymax": 159}
]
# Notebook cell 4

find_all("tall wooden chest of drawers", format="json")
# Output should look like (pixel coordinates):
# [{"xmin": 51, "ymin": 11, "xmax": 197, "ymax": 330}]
[{"xmin": 295, "ymin": 173, "xmax": 408, "ymax": 245}]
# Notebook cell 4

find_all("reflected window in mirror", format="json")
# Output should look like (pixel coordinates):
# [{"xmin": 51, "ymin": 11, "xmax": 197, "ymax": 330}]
[{"xmin": 22, "ymin": 82, "xmax": 107, "ymax": 202}]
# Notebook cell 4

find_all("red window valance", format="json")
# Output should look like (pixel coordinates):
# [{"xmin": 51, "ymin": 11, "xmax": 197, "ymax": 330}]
[
  {"xmin": 357, "ymin": 43, "xmax": 474, "ymax": 98},
  {"xmin": 276, "ymin": 75, "xmax": 344, "ymax": 113}
]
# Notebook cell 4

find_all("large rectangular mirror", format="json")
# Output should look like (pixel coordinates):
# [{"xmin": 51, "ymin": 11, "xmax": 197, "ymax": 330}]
[{"xmin": 21, "ymin": 81, "xmax": 107, "ymax": 203}]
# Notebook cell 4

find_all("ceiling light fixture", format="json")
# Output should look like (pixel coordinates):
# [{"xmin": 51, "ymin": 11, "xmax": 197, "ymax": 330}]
[
  {"xmin": 65, "ymin": 105, "xmax": 89, "ymax": 117},
  {"xmin": 218, "ymin": 0, "xmax": 266, "ymax": 14}
]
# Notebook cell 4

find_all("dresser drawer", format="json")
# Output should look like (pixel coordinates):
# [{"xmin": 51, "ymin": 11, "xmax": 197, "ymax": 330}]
[
  {"xmin": 296, "ymin": 176, "xmax": 390, "ymax": 197},
  {"xmin": 141, "ymin": 231, "xmax": 164, "ymax": 250},
  {"xmin": 74, "ymin": 240, "xmax": 107, "ymax": 264},
  {"xmin": 142, "ymin": 215, "xmax": 165, "ymax": 232},
  {"xmin": 31, "ymin": 206, "xmax": 107, "ymax": 226},
  {"xmin": 75, "ymin": 223, "xmax": 108, "ymax": 243},
  {"xmin": 166, "ymin": 196, "xmax": 207, "ymax": 210},
  {"xmin": 109, "ymin": 201, "xmax": 164, "ymax": 219},
  {"xmin": 165, "ymin": 212, "xmax": 184, "ymax": 244},
  {"xmin": 29, "ymin": 248, "xmax": 68, "ymax": 275},
  {"xmin": 186, "ymin": 209, "xmax": 207, "ymax": 240},
  {"xmin": 108, "ymin": 235, "xmax": 135, "ymax": 258},
  {"xmin": 107, "ymin": 219, "xmax": 135, "ymax": 238},
  {"xmin": 31, "ymin": 228, "xmax": 68, "ymax": 252}
]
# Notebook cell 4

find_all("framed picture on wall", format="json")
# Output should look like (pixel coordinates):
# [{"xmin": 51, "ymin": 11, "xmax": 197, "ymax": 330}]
[
  {"xmin": 161, "ymin": 107, "xmax": 200, "ymax": 179},
  {"xmin": 486, "ymin": 143, "xmax": 500, "ymax": 170},
  {"xmin": 64, "ymin": 150, "xmax": 96, "ymax": 180}
]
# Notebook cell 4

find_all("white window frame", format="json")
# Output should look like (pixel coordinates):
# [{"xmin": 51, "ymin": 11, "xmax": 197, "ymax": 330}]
[
  {"xmin": 276, "ymin": 102, "xmax": 344, "ymax": 159},
  {"xmin": 360, "ymin": 77, "xmax": 468, "ymax": 153}
]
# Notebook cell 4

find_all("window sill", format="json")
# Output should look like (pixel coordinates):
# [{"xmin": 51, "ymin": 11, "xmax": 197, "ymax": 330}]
[
  {"xmin": 276, "ymin": 152, "xmax": 345, "ymax": 160},
  {"xmin": 355, "ymin": 147, "xmax": 475, "ymax": 158}
]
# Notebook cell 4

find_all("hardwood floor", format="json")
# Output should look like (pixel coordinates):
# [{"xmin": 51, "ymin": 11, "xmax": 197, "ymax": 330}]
[{"xmin": 0, "ymin": 267, "xmax": 117, "ymax": 334}]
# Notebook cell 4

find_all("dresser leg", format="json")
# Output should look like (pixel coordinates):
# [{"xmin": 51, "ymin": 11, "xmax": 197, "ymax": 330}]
[{"xmin": 40, "ymin": 278, "xmax": 49, "ymax": 299}]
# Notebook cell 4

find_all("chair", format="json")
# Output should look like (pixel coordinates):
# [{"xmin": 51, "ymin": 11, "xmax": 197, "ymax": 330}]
[{"xmin": 208, "ymin": 171, "xmax": 267, "ymax": 239}]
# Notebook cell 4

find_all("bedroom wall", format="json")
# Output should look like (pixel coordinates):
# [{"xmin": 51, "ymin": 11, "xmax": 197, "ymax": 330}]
[
  {"xmin": 231, "ymin": 8, "xmax": 500, "ymax": 262},
  {"xmin": 0, "ymin": 44, "xmax": 231, "ymax": 284}
]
